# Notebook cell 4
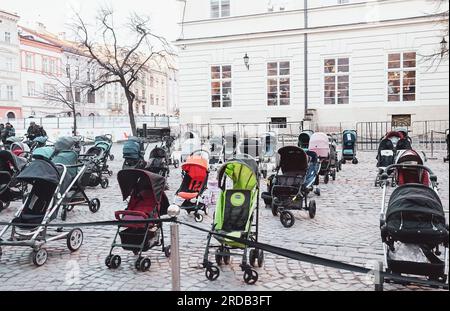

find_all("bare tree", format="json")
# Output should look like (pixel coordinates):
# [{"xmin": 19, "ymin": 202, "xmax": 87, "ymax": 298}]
[
  {"xmin": 422, "ymin": 0, "xmax": 449, "ymax": 67},
  {"xmin": 72, "ymin": 8, "xmax": 172, "ymax": 136}
]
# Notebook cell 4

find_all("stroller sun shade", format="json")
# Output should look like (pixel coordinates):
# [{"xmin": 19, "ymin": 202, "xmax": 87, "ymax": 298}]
[
  {"xmin": 0, "ymin": 150, "xmax": 27, "ymax": 172},
  {"xmin": 150, "ymin": 147, "xmax": 167, "ymax": 159},
  {"xmin": 277, "ymin": 146, "xmax": 308, "ymax": 174},
  {"xmin": 54, "ymin": 137, "xmax": 77, "ymax": 152},
  {"xmin": 309, "ymin": 133, "xmax": 330, "ymax": 158},
  {"xmin": 217, "ymin": 159, "xmax": 258, "ymax": 191}
]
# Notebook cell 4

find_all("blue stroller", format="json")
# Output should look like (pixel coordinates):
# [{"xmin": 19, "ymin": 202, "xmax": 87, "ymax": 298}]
[
  {"xmin": 122, "ymin": 137, "xmax": 147, "ymax": 169},
  {"xmin": 341, "ymin": 130, "xmax": 358, "ymax": 164}
]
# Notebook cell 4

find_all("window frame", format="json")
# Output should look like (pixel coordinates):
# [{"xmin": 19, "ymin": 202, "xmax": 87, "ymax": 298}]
[
  {"xmin": 210, "ymin": 0, "xmax": 231, "ymax": 18},
  {"xmin": 266, "ymin": 60, "xmax": 291, "ymax": 107},
  {"xmin": 210, "ymin": 64, "xmax": 233, "ymax": 109},
  {"xmin": 5, "ymin": 32, "xmax": 11, "ymax": 43},
  {"xmin": 386, "ymin": 51, "xmax": 417, "ymax": 103},
  {"xmin": 27, "ymin": 81, "xmax": 36, "ymax": 97},
  {"xmin": 322, "ymin": 56, "xmax": 351, "ymax": 105}
]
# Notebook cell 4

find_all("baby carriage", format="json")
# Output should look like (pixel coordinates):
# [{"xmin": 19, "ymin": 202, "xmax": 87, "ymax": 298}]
[
  {"xmin": 260, "ymin": 132, "xmax": 277, "ymax": 179},
  {"xmin": 83, "ymin": 135, "xmax": 114, "ymax": 188},
  {"xmin": 341, "ymin": 130, "xmax": 358, "ymax": 164},
  {"xmin": 10, "ymin": 141, "xmax": 30, "ymax": 157},
  {"xmin": 444, "ymin": 129, "xmax": 449, "ymax": 163},
  {"xmin": 0, "ymin": 150, "xmax": 27, "ymax": 211},
  {"xmin": 123, "ymin": 136, "xmax": 147, "ymax": 169},
  {"xmin": 310, "ymin": 132, "xmax": 335, "ymax": 184},
  {"xmin": 161, "ymin": 135, "xmax": 179, "ymax": 168},
  {"xmin": 105, "ymin": 169, "xmax": 170, "ymax": 271},
  {"xmin": 208, "ymin": 136, "xmax": 224, "ymax": 171},
  {"xmin": 269, "ymin": 146, "xmax": 319, "ymax": 228},
  {"xmin": 25, "ymin": 136, "xmax": 48, "ymax": 154},
  {"xmin": 223, "ymin": 131, "xmax": 240, "ymax": 161},
  {"xmin": 202, "ymin": 157, "xmax": 263, "ymax": 284},
  {"xmin": 298, "ymin": 130, "xmax": 314, "ymax": 150},
  {"xmin": 175, "ymin": 153, "xmax": 209, "ymax": 222},
  {"xmin": 378, "ymin": 162, "xmax": 448, "ymax": 290},
  {"xmin": 0, "ymin": 158, "xmax": 85, "ymax": 266},
  {"xmin": 3, "ymin": 136, "xmax": 23, "ymax": 151},
  {"xmin": 146, "ymin": 146, "xmax": 170, "ymax": 177}
]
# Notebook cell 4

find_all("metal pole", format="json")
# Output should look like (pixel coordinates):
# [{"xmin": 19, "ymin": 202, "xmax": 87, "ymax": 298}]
[
  {"xmin": 374, "ymin": 261, "xmax": 384, "ymax": 291},
  {"xmin": 431, "ymin": 130, "xmax": 435, "ymax": 159},
  {"xmin": 303, "ymin": 0, "xmax": 309, "ymax": 118},
  {"xmin": 170, "ymin": 222, "xmax": 181, "ymax": 291}
]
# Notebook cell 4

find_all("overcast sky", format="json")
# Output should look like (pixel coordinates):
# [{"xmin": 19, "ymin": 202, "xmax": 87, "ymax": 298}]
[{"xmin": 1, "ymin": 0, "xmax": 182, "ymax": 42}]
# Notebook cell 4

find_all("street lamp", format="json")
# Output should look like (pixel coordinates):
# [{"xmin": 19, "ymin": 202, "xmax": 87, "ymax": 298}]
[
  {"xmin": 243, "ymin": 53, "xmax": 250, "ymax": 70},
  {"xmin": 440, "ymin": 37, "xmax": 448, "ymax": 58}
]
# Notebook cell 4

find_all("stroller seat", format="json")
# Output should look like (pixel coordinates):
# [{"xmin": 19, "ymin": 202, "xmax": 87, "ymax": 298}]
[
  {"xmin": 115, "ymin": 189, "xmax": 156, "ymax": 229},
  {"xmin": 221, "ymin": 190, "xmax": 251, "ymax": 233}
]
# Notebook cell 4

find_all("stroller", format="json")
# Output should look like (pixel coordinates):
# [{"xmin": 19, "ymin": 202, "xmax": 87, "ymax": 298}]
[
  {"xmin": 269, "ymin": 146, "xmax": 319, "ymax": 228},
  {"xmin": 10, "ymin": 141, "xmax": 30, "ymax": 157},
  {"xmin": 444, "ymin": 129, "xmax": 449, "ymax": 163},
  {"xmin": 208, "ymin": 137, "xmax": 224, "ymax": 171},
  {"xmin": 146, "ymin": 146, "xmax": 170, "ymax": 177},
  {"xmin": 83, "ymin": 135, "xmax": 115, "ymax": 188},
  {"xmin": 123, "ymin": 136, "xmax": 147, "ymax": 169},
  {"xmin": 25, "ymin": 136, "xmax": 48, "ymax": 154},
  {"xmin": 202, "ymin": 157, "xmax": 263, "ymax": 285},
  {"xmin": 223, "ymin": 131, "xmax": 240, "ymax": 161},
  {"xmin": 341, "ymin": 130, "xmax": 358, "ymax": 164},
  {"xmin": 298, "ymin": 130, "xmax": 314, "ymax": 150},
  {"xmin": 260, "ymin": 132, "xmax": 277, "ymax": 179},
  {"xmin": 161, "ymin": 135, "xmax": 179, "ymax": 168},
  {"xmin": 0, "ymin": 150, "xmax": 28, "ymax": 211},
  {"xmin": 175, "ymin": 153, "xmax": 209, "ymax": 222},
  {"xmin": 105, "ymin": 169, "xmax": 170, "ymax": 271},
  {"xmin": 310, "ymin": 132, "xmax": 335, "ymax": 184},
  {"xmin": 3, "ymin": 136, "xmax": 23, "ymax": 151},
  {"xmin": 0, "ymin": 158, "xmax": 85, "ymax": 266},
  {"xmin": 378, "ymin": 161, "xmax": 448, "ymax": 290}
]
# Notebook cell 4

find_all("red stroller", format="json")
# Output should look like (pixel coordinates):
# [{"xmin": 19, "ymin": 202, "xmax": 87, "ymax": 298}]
[{"xmin": 105, "ymin": 169, "xmax": 170, "ymax": 272}]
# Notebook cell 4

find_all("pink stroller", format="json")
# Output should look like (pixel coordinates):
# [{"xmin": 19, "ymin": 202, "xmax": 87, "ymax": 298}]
[{"xmin": 309, "ymin": 133, "xmax": 336, "ymax": 184}]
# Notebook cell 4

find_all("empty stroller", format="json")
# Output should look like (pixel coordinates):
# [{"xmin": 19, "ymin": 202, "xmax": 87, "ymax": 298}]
[
  {"xmin": 0, "ymin": 158, "xmax": 85, "ymax": 266},
  {"xmin": 298, "ymin": 130, "xmax": 314, "ymax": 150},
  {"xmin": 375, "ymin": 131, "xmax": 408, "ymax": 187},
  {"xmin": 0, "ymin": 150, "xmax": 27, "ymax": 211},
  {"xmin": 310, "ymin": 132, "xmax": 335, "ymax": 184},
  {"xmin": 175, "ymin": 154, "xmax": 209, "ymax": 222},
  {"xmin": 146, "ymin": 146, "xmax": 170, "ymax": 177},
  {"xmin": 269, "ymin": 146, "xmax": 318, "ymax": 228},
  {"xmin": 10, "ymin": 141, "xmax": 30, "ymax": 157},
  {"xmin": 341, "ymin": 130, "xmax": 358, "ymax": 164},
  {"xmin": 260, "ymin": 132, "xmax": 277, "ymax": 179},
  {"xmin": 444, "ymin": 129, "xmax": 449, "ymax": 163},
  {"xmin": 203, "ymin": 157, "xmax": 263, "ymax": 285},
  {"xmin": 223, "ymin": 131, "xmax": 240, "ymax": 161},
  {"xmin": 208, "ymin": 137, "xmax": 224, "ymax": 171},
  {"xmin": 378, "ymin": 162, "xmax": 448, "ymax": 290},
  {"xmin": 123, "ymin": 137, "xmax": 146, "ymax": 169},
  {"xmin": 105, "ymin": 169, "xmax": 170, "ymax": 271}
]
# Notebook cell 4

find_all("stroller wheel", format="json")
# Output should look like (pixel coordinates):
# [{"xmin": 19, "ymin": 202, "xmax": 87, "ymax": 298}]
[
  {"xmin": 139, "ymin": 257, "xmax": 151, "ymax": 272},
  {"xmin": 352, "ymin": 158, "xmax": 359, "ymax": 165},
  {"xmin": 108, "ymin": 170, "xmax": 113, "ymax": 177},
  {"xmin": 0, "ymin": 246, "xmax": 2, "ymax": 259},
  {"xmin": 341, "ymin": 159, "xmax": 346, "ymax": 165},
  {"xmin": 332, "ymin": 171, "xmax": 336, "ymax": 181},
  {"xmin": 0, "ymin": 201, "xmax": 10, "ymax": 211},
  {"xmin": 308, "ymin": 200, "xmax": 317, "ymax": 219},
  {"xmin": 205, "ymin": 265, "xmax": 220, "ymax": 281},
  {"xmin": 194, "ymin": 214, "xmax": 204, "ymax": 223},
  {"xmin": 280, "ymin": 211, "xmax": 295, "ymax": 228},
  {"xmin": 109, "ymin": 155, "xmax": 115, "ymax": 161},
  {"xmin": 314, "ymin": 188, "xmax": 321, "ymax": 196},
  {"xmin": 164, "ymin": 245, "xmax": 171, "ymax": 258},
  {"xmin": 324, "ymin": 174, "xmax": 330, "ymax": 184},
  {"xmin": 135, "ymin": 257, "xmax": 143, "ymax": 271},
  {"xmin": 67, "ymin": 228, "xmax": 83, "ymax": 252},
  {"xmin": 89, "ymin": 199, "xmax": 101, "ymax": 213},
  {"xmin": 105, "ymin": 255, "xmax": 113, "ymax": 268},
  {"xmin": 110, "ymin": 255, "xmax": 121, "ymax": 269},
  {"xmin": 100, "ymin": 178, "xmax": 109, "ymax": 189},
  {"xmin": 61, "ymin": 206, "xmax": 68, "ymax": 221},
  {"xmin": 223, "ymin": 248, "xmax": 231, "ymax": 265},
  {"xmin": 271, "ymin": 203, "xmax": 279, "ymax": 217},
  {"xmin": 249, "ymin": 249, "xmax": 257, "ymax": 267},
  {"xmin": 31, "ymin": 248, "xmax": 48, "ymax": 267},
  {"xmin": 243, "ymin": 269, "xmax": 258, "ymax": 285},
  {"xmin": 314, "ymin": 175, "xmax": 320, "ymax": 186},
  {"xmin": 215, "ymin": 249, "xmax": 223, "ymax": 266},
  {"xmin": 257, "ymin": 249, "xmax": 264, "ymax": 268},
  {"xmin": 173, "ymin": 160, "xmax": 180, "ymax": 168}
]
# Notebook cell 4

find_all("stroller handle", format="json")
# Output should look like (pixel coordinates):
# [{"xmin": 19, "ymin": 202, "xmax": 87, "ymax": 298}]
[{"xmin": 382, "ymin": 164, "xmax": 437, "ymax": 181}]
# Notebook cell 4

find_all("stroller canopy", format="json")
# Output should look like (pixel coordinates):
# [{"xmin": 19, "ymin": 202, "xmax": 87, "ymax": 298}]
[
  {"xmin": 94, "ymin": 141, "xmax": 111, "ymax": 152},
  {"xmin": 117, "ymin": 170, "xmax": 166, "ymax": 212},
  {"xmin": 0, "ymin": 150, "xmax": 27, "ymax": 172},
  {"xmin": 217, "ymin": 159, "xmax": 258, "ymax": 191},
  {"xmin": 54, "ymin": 137, "xmax": 77, "ymax": 152},
  {"xmin": 182, "ymin": 155, "xmax": 208, "ymax": 175},
  {"xmin": 33, "ymin": 136, "xmax": 48, "ymax": 144},
  {"xmin": 309, "ymin": 133, "xmax": 330, "ymax": 158},
  {"xmin": 278, "ymin": 146, "xmax": 308, "ymax": 174},
  {"xmin": 149, "ymin": 147, "xmax": 167, "ymax": 159},
  {"xmin": 32, "ymin": 146, "xmax": 55, "ymax": 160},
  {"xmin": 123, "ymin": 138, "xmax": 143, "ymax": 159},
  {"xmin": 343, "ymin": 130, "xmax": 357, "ymax": 145},
  {"xmin": 224, "ymin": 132, "xmax": 240, "ymax": 149},
  {"xmin": 262, "ymin": 132, "xmax": 277, "ymax": 156},
  {"xmin": 396, "ymin": 149, "xmax": 423, "ymax": 165},
  {"xmin": 298, "ymin": 130, "xmax": 313, "ymax": 149}
]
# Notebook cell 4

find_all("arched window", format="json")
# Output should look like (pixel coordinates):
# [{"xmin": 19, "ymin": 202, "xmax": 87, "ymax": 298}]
[
  {"xmin": 75, "ymin": 112, "xmax": 82, "ymax": 117},
  {"xmin": 89, "ymin": 113, "xmax": 95, "ymax": 117},
  {"xmin": 6, "ymin": 112, "xmax": 16, "ymax": 119}
]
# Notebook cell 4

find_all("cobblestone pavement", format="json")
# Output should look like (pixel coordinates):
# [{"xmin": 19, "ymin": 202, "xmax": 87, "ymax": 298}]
[{"xmin": 0, "ymin": 144, "xmax": 448, "ymax": 291}]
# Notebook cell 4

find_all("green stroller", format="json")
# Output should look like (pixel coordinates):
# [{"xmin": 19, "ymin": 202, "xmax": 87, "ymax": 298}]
[{"xmin": 203, "ymin": 156, "xmax": 263, "ymax": 285}]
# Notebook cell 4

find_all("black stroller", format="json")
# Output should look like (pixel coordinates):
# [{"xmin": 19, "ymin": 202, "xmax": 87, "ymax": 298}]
[
  {"xmin": 146, "ymin": 146, "xmax": 170, "ymax": 177},
  {"xmin": 123, "ymin": 137, "xmax": 147, "ymax": 169},
  {"xmin": 106, "ymin": 169, "xmax": 170, "ymax": 271},
  {"xmin": 378, "ymin": 163, "xmax": 448, "ymax": 290},
  {"xmin": 269, "ymin": 146, "xmax": 318, "ymax": 228},
  {"xmin": 341, "ymin": 130, "xmax": 358, "ymax": 164},
  {"xmin": 0, "ymin": 158, "xmax": 85, "ymax": 266},
  {"xmin": 298, "ymin": 130, "xmax": 314, "ymax": 150},
  {"xmin": 444, "ymin": 129, "xmax": 449, "ymax": 163},
  {"xmin": 0, "ymin": 150, "xmax": 28, "ymax": 211}
]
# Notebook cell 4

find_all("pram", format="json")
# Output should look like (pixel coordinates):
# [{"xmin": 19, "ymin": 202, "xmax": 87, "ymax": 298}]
[
  {"xmin": 378, "ymin": 162, "xmax": 448, "ymax": 290},
  {"xmin": 25, "ymin": 136, "xmax": 48, "ymax": 154},
  {"xmin": 202, "ymin": 157, "xmax": 262, "ymax": 284},
  {"xmin": 146, "ymin": 146, "xmax": 170, "ymax": 177},
  {"xmin": 298, "ymin": 130, "xmax": 314, "ymax": 150},
  {"xmin": 208, "ymin": 137, "xmax": 224, "ymax": 171},
  {"xmin": 0, "ymin": 158, "xmax": 85, "ymax": 266},
  {"xmin": 0, "ymin": 150, "xmax": 27, "ymax": 211},
  {"xmin": 10, "ymin": 141, "xmax": 30, "ymax": 157},
  {"xmin": 260, "ymin": 132, "xmax": 277, "ymax": 179},
  {"xmin": 269, "ymin": 146, "xmax": 319, "ymax": 228},
  {"xmin": 105, "ymin": 169, "xmax": 170, "ymax": 271},
  {"xmin": 123, "ymin": 136, "xmax": 147, "ymax": 170},
  {"xmin": 341, "ymin": 130, "xmax": 358, "ymax": 164},
  {"xmin": 161, "ymin": 135, "xmax": 179, "ymax": 168},
  {"xmin": 3, "ymin": 136, "xmax": 23, "ymax": 151},
  {"xmin": 444, "ymin": 129, "xmax": 449, "ymax": 163},
  {"xmin": 83, "ymin": 135, "xmax": 115, "ymax": 188},
  {"xmin": 223, "ymin": 131, "xmax": 240, "ymax": 161},
  {"xmin": 175, "ymin": 153, "xmax": 209, "ymax": 222},
  {"xmin": 310, "ymin": 132, "xmax": 335, "ymax": 184}
]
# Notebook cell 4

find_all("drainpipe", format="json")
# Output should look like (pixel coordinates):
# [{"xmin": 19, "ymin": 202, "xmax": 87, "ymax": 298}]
[{"xmin": 304, "ymin": 0, "xmax": 309, "ymax": 119}]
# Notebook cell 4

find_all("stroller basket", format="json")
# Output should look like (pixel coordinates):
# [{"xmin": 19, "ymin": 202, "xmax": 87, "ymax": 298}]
[{"xmin": 118, "ymin": 227, "xmax": 158, "ymax": 252}]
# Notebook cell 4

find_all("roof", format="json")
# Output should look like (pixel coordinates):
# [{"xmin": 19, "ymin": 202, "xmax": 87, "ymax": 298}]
[{"xmin": 0, "ymin": 10, "xmax": 19, "ymax": 20}]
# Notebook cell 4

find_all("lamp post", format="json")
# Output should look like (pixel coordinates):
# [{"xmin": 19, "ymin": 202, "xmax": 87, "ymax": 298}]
[
  {"xmin": 440, "ymin": 37, "xmax": 448, "ymax": 58},
  {"xmin": 243, "ymin": 53, "xmax": 250, "ymax": 70}
]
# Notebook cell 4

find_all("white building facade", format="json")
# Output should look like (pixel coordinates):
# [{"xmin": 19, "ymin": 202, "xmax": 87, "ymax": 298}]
[
  {"xmin": 176, "ymin": 0, "xmax": 449, "ymax": 127},
  {"xmin": 0, "ymin": 10, "xmax": 21, "ymax": 119}
]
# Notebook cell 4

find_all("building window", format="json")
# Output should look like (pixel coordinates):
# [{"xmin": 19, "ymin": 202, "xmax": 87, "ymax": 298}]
[
  {"xmin": 27, "ymin": 81, "xmax": 36, "ymax": 97},
  {"xmin": 75, "ymin": 88, "xmax": 81, "ymax": 102},
  {"xmin": 25, "ymin": 54, "xmax": 33, "ymax": 70},
  {"xmin": 211, "ymin": 65, "xmax": 232, "ymax": 108},
  {"xmin": 6, "ymin": 86, "xmax": 14, "ymax": 100},
  {"xmin": 142, "ymin": 105, "xmax": 146, "ymax": 115},
  {"xmin": 49, "ymin": 59, "xmax": 56, "ymax": 74},
  {"xmin": 5, "ymin": 57, "xmax": 13, "ymax": 71},
  {"xmin": 388, "ymin": 52, "xmax": 416, "ymax": 102},
  {"xmin": 324, "ymin": 58, "xmax": 350, "ymax": 105},
  {"xmin": 87, "ymin": 69, "xmax": 91, "ymax": 82},
  {"xmin": 267, "ymin": 61, "xmax": 290, "ymax": 106},
  {"xmin": 66, "ymin": 64, "xmax": 71, "ymax": 78},
  {"xmin": 6, "ymin": 112, "xmax": 15, "ymax": 119},
  {"xmin": 150, "ymin": 95, "xmax": 154, "ymax": 105},
  {"xmin": 87, "ymin": 91, "xmax": 96, "ymax": 103},
  {"xmin": 66, "ymin": 87, "xmax": 73, "ymax": 101},
  {"xmin": 211, "ymin": 0, "xmax": 230, "ymax": 18},
  {"xmin": 338, "ymin": 0, "xmax": 350, "ymax": 4},
  {"xmin": 5, "ymin": 32, "xmax": 11, "ymax": 43},
  {"xmin": 75, "ymin": 66, "xmax": 80, "ymax": 80}
]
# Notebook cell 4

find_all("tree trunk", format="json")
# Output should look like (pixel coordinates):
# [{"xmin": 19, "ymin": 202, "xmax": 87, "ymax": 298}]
[
  {"xmin": 126, "ymin": 91, "xmax": 137, "ymax": 136},
  {"xmin": 72, "ymin": 107, "xmax": 77, "ymax": 136}
]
